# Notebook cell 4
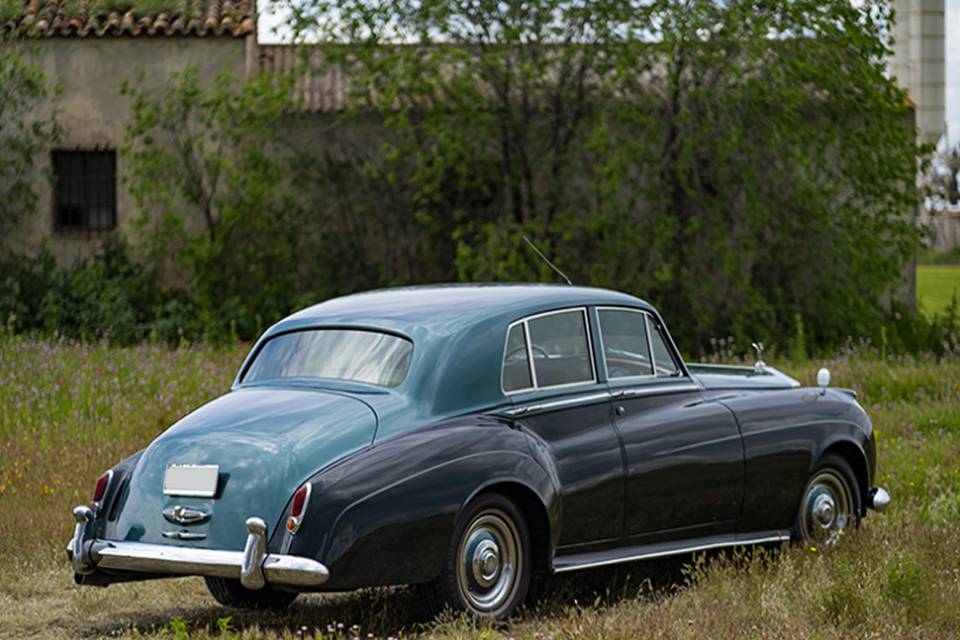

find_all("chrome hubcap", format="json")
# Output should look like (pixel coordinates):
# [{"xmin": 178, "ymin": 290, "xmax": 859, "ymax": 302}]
[
  {"xmin": 472, "ymin": 539, "xmax": 501, "ymax": 587},
  {"xmin": 812, "ymin": 494, "xmax": 835, "ymax": 526},
  {"xmin": 457, "ymin": 509, "xmax": 520, "ymax": 615},
  {"xmin": 801, "ymin": 471, "xmax": 852, "ymax": 546}
]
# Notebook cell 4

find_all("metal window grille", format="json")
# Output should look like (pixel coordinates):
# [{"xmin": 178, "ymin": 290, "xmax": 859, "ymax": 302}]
[{"xmin": 52, "ymin": 150, "xmax": 117, "ymax": 233}]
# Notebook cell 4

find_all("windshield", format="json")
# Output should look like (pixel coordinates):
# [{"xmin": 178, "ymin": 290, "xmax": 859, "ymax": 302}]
[{"xmin": 243, "ymin": 329, "xmax": 414, "ymax": 387}]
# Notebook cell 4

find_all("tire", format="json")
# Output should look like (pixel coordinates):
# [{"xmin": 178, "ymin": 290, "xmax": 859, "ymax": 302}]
[
  {"xmin": 418, "ymin": 493, "xmax": 531, "ymax": 620},
  {"xmin": 204, "ymin": 576, "xmax": 298, "ymax": 609},
  {"xmin": 793, "ymin": 453, "xmax": 862, "ymax": 546}
]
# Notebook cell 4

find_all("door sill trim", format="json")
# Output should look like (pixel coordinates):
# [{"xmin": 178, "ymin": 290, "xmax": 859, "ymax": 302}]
[{"xmin": 552, "ymin": 530, "xmax": 791, "ymax": 573}]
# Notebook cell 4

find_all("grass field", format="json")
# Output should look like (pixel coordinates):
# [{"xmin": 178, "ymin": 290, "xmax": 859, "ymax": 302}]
[
  {"xmin": 917, "ymin": 264, "xmax": 960, "ymax": 317},
  {"xmin": 1, "ymin": 335, "xmax": 960, "ymax": 639}
]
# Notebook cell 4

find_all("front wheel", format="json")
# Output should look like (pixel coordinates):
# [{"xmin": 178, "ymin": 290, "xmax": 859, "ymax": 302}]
[
  {"xmin": 793, "ymin": 453, "xmax": 862, "ymax": 546},
  {"xmin": 418, "ymin": 493, "xmax": 531, "ymax": 620},
  {"xmin": 204, "ymin": 576, "xmax": 298, "ymax": 609}
]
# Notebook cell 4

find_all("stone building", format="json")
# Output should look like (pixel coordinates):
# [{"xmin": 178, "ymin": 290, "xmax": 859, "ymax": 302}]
[
  {"xmin": 2, "ymin": 0, "xmax": 257, "ymax": 264},
  {"xmin": 0, "ymin": 0, "xmax": 948, "ymax": 267}
]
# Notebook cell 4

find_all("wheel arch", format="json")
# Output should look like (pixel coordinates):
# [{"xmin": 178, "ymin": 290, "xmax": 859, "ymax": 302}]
[
  {"xmin": 464, "ymin": 480, "xmax": 555, "ymax": 574},
  {"xmin": 296, "ymin": 424, "xmax": 560, "ymax": 591},
  {"xmin": 817, "ymin": 440, "xmax": 869, "ymax": 515}
]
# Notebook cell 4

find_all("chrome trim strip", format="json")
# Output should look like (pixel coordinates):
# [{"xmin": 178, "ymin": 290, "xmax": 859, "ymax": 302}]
[
  {"xmin": 66, "ymin": 504, "xmax": 329, "ymax": 589},
  {"xmin": 609, "ymin": 382, "xmax": 701, "ymax": 399},
  {"xmin": 504, "ymin": 391, "xmax": 611, "ymax": 416},
  {"xmin": 161, "ymin": 531, "xmax": 207, "ymax": 540},
  {"xmin": 552, "ymin": 532, "xmax": 791, "ymax": 573},
  {"xmin": 645, "ymin": 312, "xmax": 658, "ymax": 375},
  {"xmin": 523, "ymin": 320, "xmax": 538, "ymax": 389},
  {"xmin": 505, "ymin": 382, "xmax": 701, "ymax": 417}
]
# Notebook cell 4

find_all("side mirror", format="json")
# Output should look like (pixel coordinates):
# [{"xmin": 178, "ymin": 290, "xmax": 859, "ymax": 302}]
[{"xmin": 816, "ymin": 368, "xmax": 830, "ymax": 395}]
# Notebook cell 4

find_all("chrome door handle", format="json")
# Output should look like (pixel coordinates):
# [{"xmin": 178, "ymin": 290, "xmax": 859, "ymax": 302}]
[{"xmin": 615, "ymin": 405, "xmax": 626, "ymax": 416}]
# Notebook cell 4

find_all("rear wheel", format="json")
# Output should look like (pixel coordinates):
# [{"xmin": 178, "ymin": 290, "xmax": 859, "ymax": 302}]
[
  {"xmin": 204, "ymin": 576, "xmax": 298, "ymax": 609},
  {"xmin": 418, "ymin": 493, "xmax": 531, "ymax": 620},
  {"xmin": 794, "ymin": 453, "xmax": 861, "ymax": 546}
]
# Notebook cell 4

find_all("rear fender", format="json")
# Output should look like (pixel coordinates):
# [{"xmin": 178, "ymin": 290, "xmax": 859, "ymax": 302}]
[{"xmin": 280, "ymin": 417, "xmax": 558, "ymax": 590}]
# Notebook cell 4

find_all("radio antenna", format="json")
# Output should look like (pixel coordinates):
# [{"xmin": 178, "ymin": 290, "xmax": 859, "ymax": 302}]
[{"xmin": 522, "ymin": 234, "xmax": 573, "ymax": 286}]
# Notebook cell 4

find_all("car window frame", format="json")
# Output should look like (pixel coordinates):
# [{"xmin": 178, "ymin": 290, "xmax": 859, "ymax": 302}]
[
  {"xmin": 595, "ymin": 306, "xmax": 690, "ymax": 384},
  {"xmin": 596, "ymin": 306, "xmax": 658, "ymax": 383},
  {"xmin": 647, "ymin": 315, "xmax": 684, "ymax": 378},
  {"xmin": 501, "ymin": 306, "xmax": 597, "ymax": 395},
  {"xmin": 238, "ymin": 326, "xmax": 415, "ymax": 388}
]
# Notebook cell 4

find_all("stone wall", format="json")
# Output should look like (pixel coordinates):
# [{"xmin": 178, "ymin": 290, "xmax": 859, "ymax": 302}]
[{"xmin": 3, "ymin": 37, "xmax": 247, "ymax": 265}]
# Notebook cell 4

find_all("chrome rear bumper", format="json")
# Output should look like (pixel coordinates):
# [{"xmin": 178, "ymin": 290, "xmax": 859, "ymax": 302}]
[{"xmin": 67, "ymin": 506, "xmax": 329, "ymax": 590}]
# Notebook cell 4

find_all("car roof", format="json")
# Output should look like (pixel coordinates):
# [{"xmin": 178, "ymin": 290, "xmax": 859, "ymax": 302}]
[
  {"xmin": 239, "ymin": 285, "xmax": 661, "ymax": 422},
  {"xmin": 268, "ymin": 284, "xmax": 654, "ymax": 338}
]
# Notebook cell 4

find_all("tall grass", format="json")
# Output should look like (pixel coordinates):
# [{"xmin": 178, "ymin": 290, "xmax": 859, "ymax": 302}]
[
  {"xmin": 0, "ymin": 334, "xmax": 247, "ymax": 556},
  {"xmin": 1, "ymin": 334, "xmax": 959, "ymax": 639}
]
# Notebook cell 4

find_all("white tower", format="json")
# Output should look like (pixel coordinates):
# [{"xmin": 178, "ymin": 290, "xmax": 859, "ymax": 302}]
[{"xmin": 891, "ymin": 0, "xmax": 946, "ymax": 146}]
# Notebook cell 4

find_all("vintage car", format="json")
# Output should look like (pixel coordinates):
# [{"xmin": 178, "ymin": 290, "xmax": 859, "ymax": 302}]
[{"xmin": 68, "ymin": 285, "xmax": 890, "ymax": 619}]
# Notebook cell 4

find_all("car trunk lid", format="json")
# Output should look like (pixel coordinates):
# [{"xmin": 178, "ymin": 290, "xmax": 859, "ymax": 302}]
[{"xmin": 113, "ymin": 387, "xmax": 377, "ymax": 550}]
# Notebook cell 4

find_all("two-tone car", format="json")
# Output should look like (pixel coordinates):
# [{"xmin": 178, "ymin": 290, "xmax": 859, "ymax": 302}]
[{"xmin": 68, "ymin": 285, "xmax": 890, "ymax": 619}]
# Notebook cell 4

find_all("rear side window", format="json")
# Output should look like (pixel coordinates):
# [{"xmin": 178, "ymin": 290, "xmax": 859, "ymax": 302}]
[
  {"xmin": 650, "ymin": 321, "xmax": 682, "ymax": 376},
  {"xmin": 598, "ymin": 309, "xmax": 654, "ymax": 378},
  {"xmin": 501, "ymin": 308, "xmax": 596, "ymax": 393},
  {"xmin": 502, "ymin": 323, "xmax": 533, "ymax": 392}
]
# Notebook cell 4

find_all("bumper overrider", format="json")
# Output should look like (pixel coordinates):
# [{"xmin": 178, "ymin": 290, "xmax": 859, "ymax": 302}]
[
  {"xmin": 67, "ymin": 506, "xmax": 330, "ymax": 590},
  {"xmin": 868, "ymin": 486, "xmax": 891, "ymax": 512}
]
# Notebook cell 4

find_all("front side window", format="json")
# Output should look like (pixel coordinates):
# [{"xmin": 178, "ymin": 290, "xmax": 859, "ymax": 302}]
[
  {"xmin": 243, "ymin": 329, "xmax": 413, "ymax": 387},
  {"xmin": 598, "ymin": 309, "xmax": 654, "ymax": 379}
]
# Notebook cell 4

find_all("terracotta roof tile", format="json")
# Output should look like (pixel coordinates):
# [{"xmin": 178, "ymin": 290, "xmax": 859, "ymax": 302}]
[{"xmin": 2, "ymin": 0, "xmax": 255, "ymax": 37}]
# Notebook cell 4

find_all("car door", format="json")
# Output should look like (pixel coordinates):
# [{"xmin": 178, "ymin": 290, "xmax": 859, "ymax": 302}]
[
  {"xmin": 502, "ymin": 307, "xmax": 625, "ymax": 547},
  {"xmin": 597, "ymin": 307, "xmax": 744, "ymax": 542}
]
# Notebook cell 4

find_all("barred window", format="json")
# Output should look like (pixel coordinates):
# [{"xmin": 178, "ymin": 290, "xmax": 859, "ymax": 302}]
[{"xmin": 52, "ymin": 150, "xmax": 116, "ymax": 232}]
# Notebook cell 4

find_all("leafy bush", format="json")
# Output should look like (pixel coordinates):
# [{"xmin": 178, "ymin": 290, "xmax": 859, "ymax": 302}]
[
  {"xmin": 38, "ymin": 239, "xmax": 160, "ymax": 344},
  {"xmin": 0, "ymin": 239, "xmax": 233, "ymax": 345}
]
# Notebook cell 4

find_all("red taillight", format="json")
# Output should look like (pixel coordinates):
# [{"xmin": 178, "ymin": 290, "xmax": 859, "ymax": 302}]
[
  {"xmin": 286, "ymin": 483, "xmax": 311, "ymax": 534},
  {"xmin": 291, "ymin": 485, "xmax": 308, "ymax": 516},
  {"xmin": 91, "ymin": 470, "xmax": 113, "ymax": 510}
]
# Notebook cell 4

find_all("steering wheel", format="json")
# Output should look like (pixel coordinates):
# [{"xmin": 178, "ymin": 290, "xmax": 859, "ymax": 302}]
[{"xmin": 505, "ymin": 344, "xmax": 550, "ymax": 361}]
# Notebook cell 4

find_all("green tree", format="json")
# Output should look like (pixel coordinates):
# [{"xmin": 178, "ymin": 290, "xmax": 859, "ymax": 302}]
[
  {"xmin": 122, "ymin": 69, "xmax": 308, "ymax": 339},
  {"xmin": 0, "ymin": 29, "xmax": 59, "ymax": 237},
  {"xmin": 283, "ymin": 0, "xmax": 924, "ymax": 355}
]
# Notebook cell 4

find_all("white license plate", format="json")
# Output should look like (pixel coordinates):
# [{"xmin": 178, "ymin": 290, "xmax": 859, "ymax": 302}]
[{"xmin": 163, "ymin": 464, "xmax": 219, "ymax": 497}]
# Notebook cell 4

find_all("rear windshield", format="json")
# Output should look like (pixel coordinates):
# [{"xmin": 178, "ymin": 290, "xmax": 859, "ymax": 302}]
[{"xmin": 243, "ymin": 330, "xmax": 414, "ymax": 387}]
